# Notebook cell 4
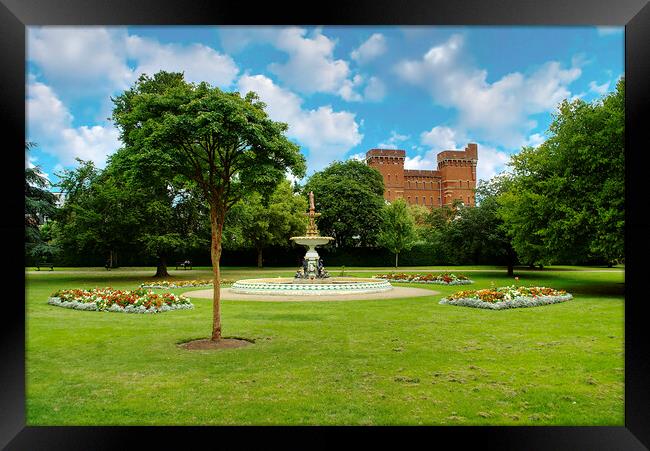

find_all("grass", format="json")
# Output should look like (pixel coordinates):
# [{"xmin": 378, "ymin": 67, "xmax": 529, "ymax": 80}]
[{"xmin": 25, "ymin": 266, "xmax": 624, "ymax": 425}]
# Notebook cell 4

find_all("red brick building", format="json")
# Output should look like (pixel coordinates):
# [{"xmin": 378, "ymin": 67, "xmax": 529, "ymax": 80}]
[{"xmin": 365, "ymin": 143, "xmax": 478, "ymax": 208}]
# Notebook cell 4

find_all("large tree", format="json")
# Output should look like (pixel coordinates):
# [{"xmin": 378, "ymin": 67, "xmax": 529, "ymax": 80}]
[
  {"xmin": 25, "ymin": 142, "xmax": 59, "ymax": 260},
  {"xmin": 302, "ymin": 160, "xmax": 385, "ymax": 247},
  {"xmin": 378, "ymin": 198, "xmax": 417, "ymax": 268},
  {"xmin": 498, "ymin": 77, "xmax": 624, "ymax": 265},
  {"xmin": 56, "ymin": 159, "xmax": 141, "ymax": 268},
  {"xmin": 106, "ymin": 148, "xmax": 209, "ymax": 276},
  {"xmin": 235, "ymin": 180, "xmax": 307, "ymax": 267},
  {"xmin": 453, "ymin": 177, "xmax": 518, "ymax": 275},
  {"xmin": 112, "ymin": 71, "xmax": 305, "ymax": 341}
]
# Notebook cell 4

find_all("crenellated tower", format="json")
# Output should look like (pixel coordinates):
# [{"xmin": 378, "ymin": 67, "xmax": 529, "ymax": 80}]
[{"xmin": 365, "ymin": 143, "xmax": 478, "ymax": 208}]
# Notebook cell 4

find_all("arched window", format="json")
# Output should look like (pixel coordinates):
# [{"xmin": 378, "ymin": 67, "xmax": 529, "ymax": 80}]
[{"xmin": 415, "ymin": 197, "xmax": 418, "ymax": 204}]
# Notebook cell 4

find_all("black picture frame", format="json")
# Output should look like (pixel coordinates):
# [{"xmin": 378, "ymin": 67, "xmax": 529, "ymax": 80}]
[{"xmin": 2, "ymin": 0, "xmax": 649, "ymax": 448}]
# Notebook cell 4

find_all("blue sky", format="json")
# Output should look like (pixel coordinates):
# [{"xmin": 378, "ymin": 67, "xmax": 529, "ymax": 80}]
[{"xmin": 25, "ymin": 26, "xmax": 623, "ymax": 187}]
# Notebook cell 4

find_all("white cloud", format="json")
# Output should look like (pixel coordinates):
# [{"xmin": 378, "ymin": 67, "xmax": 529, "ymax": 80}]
[
  {"xmin": 589, "ymin": 80, "xmax": 611, "ymax": 96},
  {"xmin": 525, "ymin": 133, "xmax": 545, "ymax": 148},
  {"xmin": 220, "ymin": 26, "xmax": 382, "ymax": 102},
  {"xmin": 350, "ymin": 33, "xmax": 387, "ymax": 64},
  {"xmin": 420, "ymin": 126, "xmax": 459, "ymax": 150},
  {"xmin": 407, "ymin": 144, "xmax": 509, "ymax": 182},
  {"xmin": 406, "ymin": 124, "xmax": 510, "ymax": 181},
  {"xmin": 347, "ymin": 152, "xmax": 366, "ymax": 161},
  {"xmin": 363, "ymin": 76, "xmax": 386, "ymax": 102},
  {"xmin": 475, "ymin": 145, "xmax": 510, "ymax": 182},
  {"xmin": 26, "ymin": 80, "xmax": 119, "ymax": 167},
  {"xmin": 27, "ymin": 27, "xmax": 240, "ymax": 169},
  {"xmin": 28, "ymin": 26, "xmax": 239, "ymax": 100},
  {"xmin": 395, "ymin": 34, "xmax": 582, "ymax": 148},
  {"xmin": 28, "ymin": 27, "xmax": 132, "ymax": 96},
  {"xmin": 378, "ymin": 131, "xmax": 410, "ymax": 149},
  {"xmin": 238, "ymin": 74, "xmax": 363, "ymax": 172},
  {"xmin": 404, "ymin": 154, "xmax": 435, "ymax": 170},
  {"xmin": 338, "ymin": 74, "xmax": 364, "ymax": 102},
  {"xmin": 125, "ymin": 35, "xmax": 238, "ymax": 87},
  {"xmin": 268, "ymin": 28, "xmax": 353, "ymax": 97}
]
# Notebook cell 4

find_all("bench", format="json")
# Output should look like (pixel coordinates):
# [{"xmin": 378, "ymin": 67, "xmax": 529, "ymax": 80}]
[
  {"xmin": 176, "ymin": 261, "xmax": 192, "ymax": 270},
  {"xmin": 36, "ymin": 262, "xmax": 53, "ymax": 271}
]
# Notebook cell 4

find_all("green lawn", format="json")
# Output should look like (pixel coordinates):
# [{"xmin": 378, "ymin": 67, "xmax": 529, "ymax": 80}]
[{"xmin": 25, "ymin": 266, "xmax": 624, "ymax": 425}]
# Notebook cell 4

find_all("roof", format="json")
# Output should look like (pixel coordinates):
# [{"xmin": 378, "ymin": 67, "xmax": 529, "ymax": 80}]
[{"xmin": 366, "ymin": 148, "xmax": 406, "ymax": 157}]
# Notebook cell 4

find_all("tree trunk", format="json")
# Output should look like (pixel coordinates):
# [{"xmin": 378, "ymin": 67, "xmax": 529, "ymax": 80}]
[
  {"xmin": 257, "ymin": 247, "xmax": 263, "ymax": 268},
  {"xmin": 395, "ymin": 252, "xmax": 399, "ymax": 268},
  {"xmin": 507, "ymin": 246, "xmax": 515, "ymax": 277},
  {"xmin": 210, "ymin": 203, "xmax": 224, "ymax": 342},
  {"xmin": 154, "ymin": 255, "xmax": 169, "ymax": 278},
  {"xmin": 109, "ymin": 249, "xmax": 113, "ymax": 268}
]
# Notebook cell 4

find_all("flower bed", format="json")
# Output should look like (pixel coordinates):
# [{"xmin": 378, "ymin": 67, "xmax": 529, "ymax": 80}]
[
  {"xmin": 374, "ymin": 272, "xmax": 474, "ymax": 285},
  {"xmin": 48, "ymin": 288, "xmax": 194, "ymax": 313},
  {"xmin": 439, "ymin": 285, "xmax": 572, "ymax": 309},
  {"xmin": 139, "ymin": 279, "xmax": 234, "ymax": 289}
]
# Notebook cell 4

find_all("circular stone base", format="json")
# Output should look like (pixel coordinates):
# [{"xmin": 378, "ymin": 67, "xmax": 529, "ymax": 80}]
[
  {"xmin": 183, "ymin": 286, "xmax": 438, "ymax": 302},
  {"xmin": 178, "ymin": 338, "xmax": 252, "ymax": 350},
  {"xmin": 231, "ymin": 277, "xmax": 392, "ymax": 296}
]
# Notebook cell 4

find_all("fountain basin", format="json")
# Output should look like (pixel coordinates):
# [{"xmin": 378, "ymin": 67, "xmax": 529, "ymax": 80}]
[
  {"xmin": 231, "ymin": 277, "xmax": 392, "ymax": 296},
  {"xmin": 290, "ymin": 236, "xmax": 334, "ymax": 246}
]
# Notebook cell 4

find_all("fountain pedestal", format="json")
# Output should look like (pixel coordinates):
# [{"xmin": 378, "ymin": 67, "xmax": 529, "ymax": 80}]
[
  {"xmin": 291, "ymin": 236, "xmax": 333, "ymax": 279},
  {"xmin": 290, "ymin": 191, "xmax": 334, "ymax": 280}
]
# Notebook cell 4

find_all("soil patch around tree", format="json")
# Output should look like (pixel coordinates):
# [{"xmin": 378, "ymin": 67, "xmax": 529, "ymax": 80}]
[{"xmin": 178, "ymin": 337, "xmax": 254, "ymax": 350}]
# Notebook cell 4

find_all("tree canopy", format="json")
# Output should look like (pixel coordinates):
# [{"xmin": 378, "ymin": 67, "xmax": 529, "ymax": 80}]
[
  {"xmin": 303, "ymin": 159, "xmax": 385, "ymax": 247},
  {"xmin": 111, "ymin": 70, "xmax": 306, "ymax": 340},
  {"xmin": 498, "ymin": 77, "xmax": 624, "ymax": 265},
  {"xmin": 232, "ymin": 180, "xmax": 308, "ymax": 267},
  {"xmin": 25, "ymin": 142, "xmax": 59, "ymax": 261},
  {"xmin": 378, "ymin": 198, "xmax": 417, "ymax": 267}
]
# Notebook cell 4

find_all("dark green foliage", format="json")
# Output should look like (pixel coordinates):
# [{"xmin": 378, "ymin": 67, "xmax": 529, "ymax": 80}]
[
  {"xmin": 55, "ymin": 159, "xmax": 141, "ymax": 267},
  {"xmin": 378, "ymin": 198, "xmax": 418, "ymax": 267},
  {"xmin": 229, "ymin": 180, "xmax": 308, "ymax": 267},
  {"xmin": 25, "ymin": 142, "xmax": 60, "ymax": 261},
  {"xmin": 303, "ymin": 160, "xmax": 385, "ymax": 247},
  {"xmin": 498, "ymin": 78, "xmax": 624, "ymax": 265}
]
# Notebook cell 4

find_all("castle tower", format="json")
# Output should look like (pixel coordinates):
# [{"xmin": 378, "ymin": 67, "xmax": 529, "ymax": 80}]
[
  {"xmin": 365, "ymin": 143, "xmax": 478, "ymax": 208},
  {"xmin": 366, "ymin": 149, "xmax": 406, "ymax": 202}
]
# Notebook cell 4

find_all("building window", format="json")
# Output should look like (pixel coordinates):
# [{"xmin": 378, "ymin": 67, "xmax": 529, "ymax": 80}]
[
  {"xmin": 415, "ymin": 197, "xmax": 418, "ymax": 204},
  {"xmin": 408, "ymin": 196, "xmax": 411, "ymax": 203},
  {"xmin": 468, "ymin": 196, "xmax": 470, "ymax": 205}
]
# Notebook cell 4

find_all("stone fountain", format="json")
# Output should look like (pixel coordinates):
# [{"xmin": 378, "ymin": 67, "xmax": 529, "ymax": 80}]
[
  {"xmin": 290, "ymin": 191, "xmax": 334, "ymax": 281},
  {"xmin": 231, "ymin": 192, "xmax": 392, "ymax": 296}
]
